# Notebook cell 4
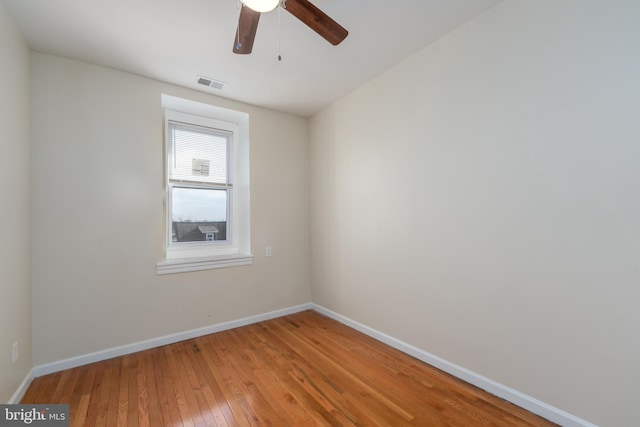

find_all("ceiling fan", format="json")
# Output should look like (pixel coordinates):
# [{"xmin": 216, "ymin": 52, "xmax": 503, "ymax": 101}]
[{"xmin": 233, "ymin": 0, "xmax": 348, "ymax": 54}]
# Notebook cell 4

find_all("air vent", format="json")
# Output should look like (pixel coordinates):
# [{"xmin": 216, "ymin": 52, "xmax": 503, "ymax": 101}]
[{"xmin": 196, "ymin": 75, "xmax": 226, "ymax": 90}]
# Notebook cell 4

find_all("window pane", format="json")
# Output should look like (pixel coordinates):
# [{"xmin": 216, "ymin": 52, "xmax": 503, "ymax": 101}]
[
  {"xmin": 171, "ymin": 187, "xmax": 227, "ymax": 242},
  {"xmin": 170, "ymin": 122, "xmax": 229, "ymax": 184}
]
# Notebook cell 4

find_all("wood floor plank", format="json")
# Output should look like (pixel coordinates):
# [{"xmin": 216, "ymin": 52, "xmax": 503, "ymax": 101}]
[
  {"xmin": 70, "ymin": 364, "xmax": 97, "ymax": 425},
  {"xmin": 117, "ymin": 356, "xmax": 131, "ymax": 427},
  {"xmin": 179, "ymin": 342, "xmax": 217, "ymax": 427},
  {"xmin": 103, "ymin": 358, "xmax": 120, "ymax": 427},
  {"xmin": 22, "ymin": 310, "xmax": 557, "ymax": 426},
  {"xmin": 92, "ymin": 359, "xmax": 113, "ymax": 427},
  {"xmin": 140, "ymin": 350, "xmax": 162, "ymax": 427},
  {"xmin": 163, "ymin": 344, "xmax": 196, "ymax": 427},
  {"xmin": 51, "ymin": 369, "xmax": 73, "ymax": 403},
  {"xmin": 72, "ymin": 393, "xmax": 91, "ymax": 427},
  {"xmin": 155, "ymin": 347, "xmax": 184, "ymax": 427},
  {"xmin": 83, "ymin": 361, "xmax": 105, "ymax": 425}
]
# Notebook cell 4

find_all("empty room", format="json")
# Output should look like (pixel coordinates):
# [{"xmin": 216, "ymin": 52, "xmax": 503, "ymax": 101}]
[{"xmin": 1, "ymin": 1, "xmax": 638, "ymax": 426}]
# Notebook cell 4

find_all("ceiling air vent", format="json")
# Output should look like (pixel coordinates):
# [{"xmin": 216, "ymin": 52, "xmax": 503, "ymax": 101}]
[{"xmin": 196, "ymin": 75, "xmax": 226, "ymax": 90}]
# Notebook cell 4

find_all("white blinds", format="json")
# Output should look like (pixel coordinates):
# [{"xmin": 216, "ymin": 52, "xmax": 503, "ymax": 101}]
[{"xmin": 169, "ymin": 121, "xmax": 230, "ymax": 185}]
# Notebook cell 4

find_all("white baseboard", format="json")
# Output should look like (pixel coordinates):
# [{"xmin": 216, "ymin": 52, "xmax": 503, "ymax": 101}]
[
  {"xmin": 32, "ymin": 303, "xmax": 313, "ymax": 378},
  {"xmin": 310, "ymin": 304, "xmax": 598, "ymax": 427},
  {"xmin": 22, "ymin": 301, "xmax": 595, "ymax": 427},
  {"xmin": 8, "ymin": 368, "xmax": 34, "ymax": 404}
]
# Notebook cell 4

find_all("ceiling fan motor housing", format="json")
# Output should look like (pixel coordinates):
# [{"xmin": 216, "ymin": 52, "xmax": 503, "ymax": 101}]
[{"xmin": 242, "ymin": 0, "xmax": 280, "ymax": 13}]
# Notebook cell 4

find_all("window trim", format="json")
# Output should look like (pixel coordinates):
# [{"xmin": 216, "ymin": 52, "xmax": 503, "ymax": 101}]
[{"xmin": 157, "ymin": 95, "xmax": 252, "ymax": 274}]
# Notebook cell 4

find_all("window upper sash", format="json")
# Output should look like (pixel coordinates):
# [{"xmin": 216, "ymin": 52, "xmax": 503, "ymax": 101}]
[{"xmin": 168, "ymin": 120, "xmax": 232, "ymax": 186}]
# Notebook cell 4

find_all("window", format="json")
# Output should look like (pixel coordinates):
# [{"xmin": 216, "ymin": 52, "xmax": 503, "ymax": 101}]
[
  {"xmin": 157, "ymin": 95, "xmax": 252, "ymax": 274},
  {"xmin": 169, "ymin": 124, "xmax": 229, "ymax": 244}
]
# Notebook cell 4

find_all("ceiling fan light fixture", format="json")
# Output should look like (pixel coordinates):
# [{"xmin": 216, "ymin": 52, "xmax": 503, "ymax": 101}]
[{"xmin": 242, "ymin": 0, "xmax": 279, "ymax": 13}]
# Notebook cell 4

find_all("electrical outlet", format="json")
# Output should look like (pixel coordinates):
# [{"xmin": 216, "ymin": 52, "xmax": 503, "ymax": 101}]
[
  {"xmin": 265, "ymin": 246, "xmax": 272, "ymax": 257},
  {"xmin": 12, "ymin": 342, "xmax": 18, "ymax": 364}
]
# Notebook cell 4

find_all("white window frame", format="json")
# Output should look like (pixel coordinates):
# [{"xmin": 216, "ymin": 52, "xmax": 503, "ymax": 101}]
[
  {"xmin": 157, "ymin": 95, "xmax": 252, "ymax": 274},
  {"xmin": 166, "ymin": 113, "xmax": 235, "ymax": 253}
]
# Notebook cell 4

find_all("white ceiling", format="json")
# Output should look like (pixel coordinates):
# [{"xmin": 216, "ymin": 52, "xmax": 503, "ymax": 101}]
[{"xmin": 2, "ymin": 0, "xmax": 500, "ymax": 117}]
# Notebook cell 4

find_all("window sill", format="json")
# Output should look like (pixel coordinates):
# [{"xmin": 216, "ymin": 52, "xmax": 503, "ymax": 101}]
[{"xmin": 156, "ymin": 253, "xmax": 253, "ymax": 275}]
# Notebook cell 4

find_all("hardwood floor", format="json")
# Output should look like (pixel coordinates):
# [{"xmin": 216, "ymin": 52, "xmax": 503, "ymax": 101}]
[{"xmin": 22, "ymin": 310, "xmax": 556, "ymax": 426}]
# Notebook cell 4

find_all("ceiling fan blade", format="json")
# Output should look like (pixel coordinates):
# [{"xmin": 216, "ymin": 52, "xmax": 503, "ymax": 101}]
[
  {"xmin": 233, "ymin": 5, "xmax": 261, "ymax": 54},
  {"xmin": 283, "ymin": 0, "xmax": 348, "ymax": 46}
]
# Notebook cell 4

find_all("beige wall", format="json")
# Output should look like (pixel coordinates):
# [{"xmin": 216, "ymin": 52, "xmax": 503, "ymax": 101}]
[
  {"xmin": 30, "ymin": 52, "xmax": 311, "ymax": 366},
  {"xmin": 309, "ymin": 1, "xmax": 640, "ymax": 426},
  {"xmin": 0, "ymin": 1, "xmax": 32, "ymax": 403}
]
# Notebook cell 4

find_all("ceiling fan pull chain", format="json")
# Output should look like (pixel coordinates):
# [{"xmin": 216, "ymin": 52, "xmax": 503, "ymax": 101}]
[
  {"xmin": 235, "ymin": 0, "xmax": 242, "ymax": 50},
  {"xmin": 277, "ymin": 5, "xmax": 282, "ymax": 61}
]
